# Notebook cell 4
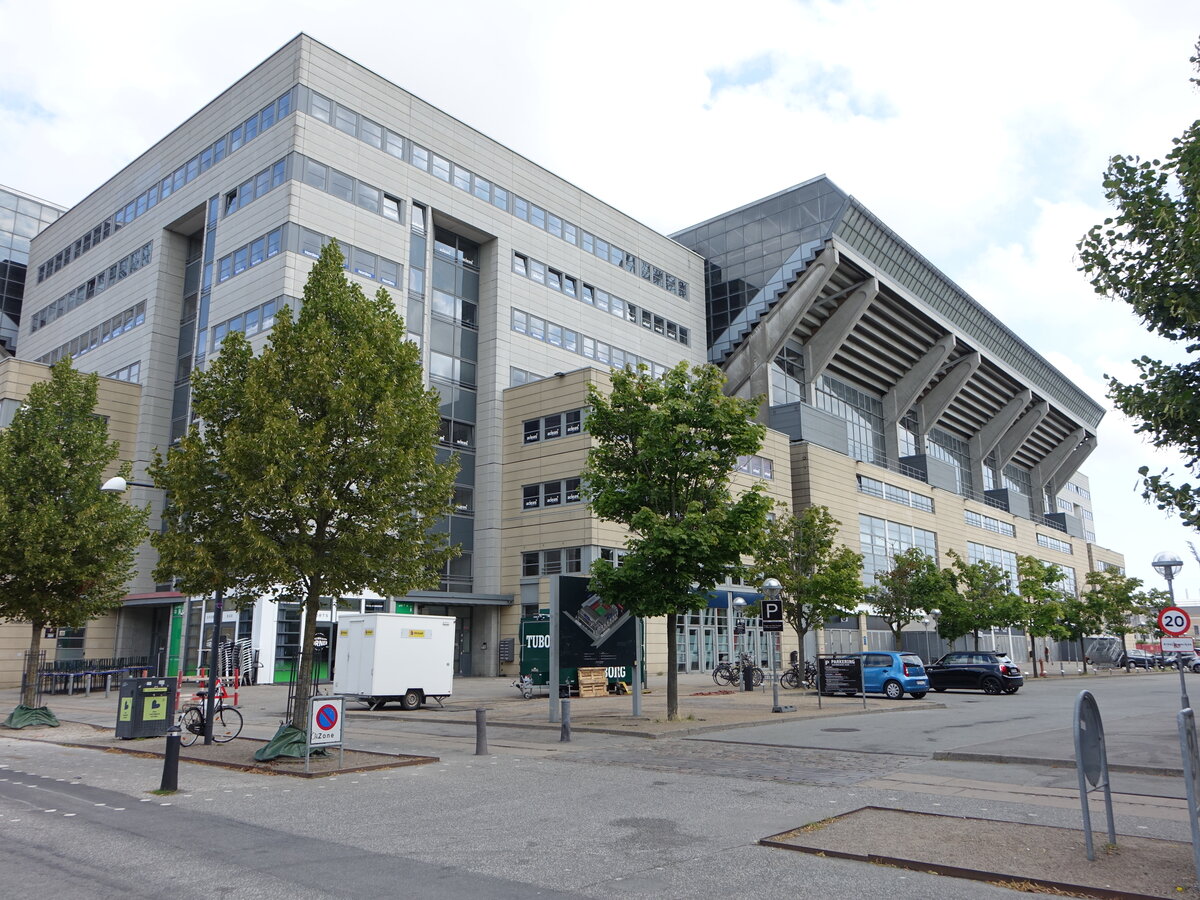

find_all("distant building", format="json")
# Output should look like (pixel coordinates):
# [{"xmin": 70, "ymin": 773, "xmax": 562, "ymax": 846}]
[{"xmin": 0, "ymin": 185, "xmax": 64, "ymax": 355}]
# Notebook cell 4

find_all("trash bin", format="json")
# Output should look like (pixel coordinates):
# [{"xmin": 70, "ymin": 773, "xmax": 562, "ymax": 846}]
[{"xmin": 115, "ymin": 677, "xmax": 176, "ymax": 739}]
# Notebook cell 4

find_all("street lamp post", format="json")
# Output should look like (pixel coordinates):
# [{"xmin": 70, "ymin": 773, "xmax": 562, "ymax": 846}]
[
  {"xmin": 732, "ymin": 597, "xmax": 746, "ymax": 689},
  {"xmin": 761, "ymin": 578, "xmax": 784, "ymax": 713},
  {"xmin": 1152, "ymin": 551, "xmax": 1187, "ymax": 710}
]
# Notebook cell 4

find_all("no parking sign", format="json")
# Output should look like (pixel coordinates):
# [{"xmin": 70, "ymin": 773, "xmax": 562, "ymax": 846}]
[{"xmin": 309, "ymin": 695, "xmax": 344, "ymax": 747}]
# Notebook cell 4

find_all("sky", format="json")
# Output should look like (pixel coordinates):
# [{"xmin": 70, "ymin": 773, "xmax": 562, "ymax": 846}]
[{"xmin": 1, "ymin": 0, "xmax": 1198, "ymax": 591}]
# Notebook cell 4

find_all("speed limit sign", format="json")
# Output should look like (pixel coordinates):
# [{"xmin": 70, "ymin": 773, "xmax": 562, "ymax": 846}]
[{"xmin": 1158, "ymin": 606, "xmax": 1192, "ymax": 636}]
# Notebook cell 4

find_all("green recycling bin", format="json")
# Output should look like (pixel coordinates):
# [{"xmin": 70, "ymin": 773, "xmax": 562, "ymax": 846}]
[{"xmin": 115, "ymin": 676, "xmax": 176, "ymax": 739}]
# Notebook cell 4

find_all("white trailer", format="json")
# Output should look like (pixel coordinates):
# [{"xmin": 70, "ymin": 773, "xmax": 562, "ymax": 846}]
[{"xmin": 333, "ymin": 613, "xmax": 455, "ymax": 710}]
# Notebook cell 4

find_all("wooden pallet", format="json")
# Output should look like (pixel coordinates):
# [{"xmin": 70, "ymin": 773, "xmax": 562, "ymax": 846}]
[{"xmin": 576, "ymin": 667, "xmax": 608, "ymax": 698}]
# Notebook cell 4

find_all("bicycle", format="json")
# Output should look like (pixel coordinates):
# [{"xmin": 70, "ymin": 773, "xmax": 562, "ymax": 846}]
[
  {"xmin": 781, "ymin": 659, "xmax": 817, "ymax": 690},
  {"xmin": 178, "ymin": 681, "xmax": 244, "ymax": 746},
  {"xmin": 712, "ymin": 653, "xmax": 764, "ymax": 687}
]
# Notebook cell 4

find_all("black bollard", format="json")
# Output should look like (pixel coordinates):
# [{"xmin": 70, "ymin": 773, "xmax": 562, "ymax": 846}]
[
  {"xmin": 160, "ymin": 724, "xmax": 181, "ymax": 792},
  {"xmin": 560, "ymin": 698, "xmax": 571, "ymax": 742},
  {"xmin": 743, "ymin": 662, "xmax": 754, "ymax": 692},
  {"xmin": 475, "ymin": 707, "xmax": 488, "ymax": 755}
]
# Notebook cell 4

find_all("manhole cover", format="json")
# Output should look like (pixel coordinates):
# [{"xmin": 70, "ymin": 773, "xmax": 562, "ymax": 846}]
[{"xmin": 820, "ymin": 727, "xmax": 860, "ymax": 733}]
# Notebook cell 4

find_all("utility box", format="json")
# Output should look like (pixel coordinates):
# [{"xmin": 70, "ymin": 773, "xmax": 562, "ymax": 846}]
[
  {"xmin": 115, "ymin": 676, "xmax": 176, "ymax": 739},
  {"xmin": 333, "ymin": 613, "xmax": 455, "ymax": 711}
]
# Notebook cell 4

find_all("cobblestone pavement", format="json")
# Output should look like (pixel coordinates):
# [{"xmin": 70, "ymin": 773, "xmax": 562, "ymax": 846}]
[{"xmin": 562, "ymin": 735, "xmax": 920, "ymax": 785}]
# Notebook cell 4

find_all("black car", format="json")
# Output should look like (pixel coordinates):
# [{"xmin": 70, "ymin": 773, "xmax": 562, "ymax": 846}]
[
  {"xmin": 1119, "ymin": 649, "xmax": 1156, "ymax": 671},
  {"xmin": 927, "ymin": 651, "xmax": 1024, "ymax": 695}
]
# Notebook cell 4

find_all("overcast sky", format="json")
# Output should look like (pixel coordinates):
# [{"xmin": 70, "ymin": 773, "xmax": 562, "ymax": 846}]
[{"xmin": 2, "ymin": 0, "xmax": 1198, "ymax": 591}]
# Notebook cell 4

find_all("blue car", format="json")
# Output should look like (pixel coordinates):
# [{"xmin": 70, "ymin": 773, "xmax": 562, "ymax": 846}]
[{"xmin": 821, "ymin": 651, "xmax": 929, "ymax": 699}]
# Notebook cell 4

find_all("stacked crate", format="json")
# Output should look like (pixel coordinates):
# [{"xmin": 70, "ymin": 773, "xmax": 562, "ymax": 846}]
[{"xmin": 576, "ymin": 667, "xmax": 608, "ymax": 698}]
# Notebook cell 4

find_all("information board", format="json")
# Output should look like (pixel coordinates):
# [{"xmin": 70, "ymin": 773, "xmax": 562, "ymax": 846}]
[{"xmin": 818, "ymin": 655, "xmax": 863, "ymax": 694}]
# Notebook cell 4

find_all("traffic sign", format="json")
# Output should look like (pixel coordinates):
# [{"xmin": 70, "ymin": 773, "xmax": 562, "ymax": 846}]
[
  {"xmin": 308, "ymin": 696, "xmax": 344, "ymax": 746},
  {"xmin": 762, "ymin": 599, "xmax": 784, "ymax": 633},
  {"xmin": 1162, "ymin": 637, "xmax": 1194, "ymax": 652},
  {"xmin": 1159, "ymin": 606, "xmax": 1192, "ymax": 636}
]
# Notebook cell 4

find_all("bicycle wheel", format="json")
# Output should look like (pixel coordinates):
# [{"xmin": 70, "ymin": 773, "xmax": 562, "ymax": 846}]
[
  {"xmin": 179, "ymin": 707, "xmax": 204, "ymax": 747},
  {"xmin": 780, "ymin": 670, "xmax": 799, "ymax": 689},
  {"xmin": 211, "ymin": 706, "xmax": 243, "ymax": 743},
  {"xmin": 751, "ymin": 667, "xmax": 765, "ymax": 687},
  {"xmin": 712, "ymin": 663, "xmax": 732, "ymax": 686}
]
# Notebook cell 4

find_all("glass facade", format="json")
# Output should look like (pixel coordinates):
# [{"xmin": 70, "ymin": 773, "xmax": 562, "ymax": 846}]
[{"xmin": 0, "ymin": 185, "xmax": 64, "ymax": 352}]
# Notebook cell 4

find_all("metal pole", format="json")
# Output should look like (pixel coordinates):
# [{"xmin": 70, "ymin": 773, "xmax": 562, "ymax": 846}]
[
  {"xmin": 770, "ymin": 632, "xmax": 782, "ymax": 713},
  {"xmin": 203, "ymin": 587, "xmax": 224, "ymax": 745},
  {"xmin": 631, "ymin": 617, "xmax": 642, "ymax": 717},
  {"xmin": 1169, "ymin": 575, "xmax": 1191, "ymax": 711},
  {"xmin": 559, "ymin": 698, "xmax": 571, "ymax": 742},
  {"xmin": 475, "ymin": 708, "xmax": 488, "ymax": 755},
  {"xmin": 160, "ymin": 724, "xmax": 181, "ymax": 791}
]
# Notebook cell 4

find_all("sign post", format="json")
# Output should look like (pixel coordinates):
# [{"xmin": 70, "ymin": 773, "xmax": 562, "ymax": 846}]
[{"xmin": 1160, "ymin": 606, "xmax": 1193, "ymax": 711}]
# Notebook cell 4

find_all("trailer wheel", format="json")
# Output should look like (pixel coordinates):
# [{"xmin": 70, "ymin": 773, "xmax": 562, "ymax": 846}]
[{"xmin": 400, "ymin": 690, "xmax": 422, "ymax": 710}]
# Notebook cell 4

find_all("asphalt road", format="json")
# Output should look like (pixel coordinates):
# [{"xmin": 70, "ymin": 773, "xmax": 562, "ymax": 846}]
[{"xmin": 2, "ymin": 669, "xmax": 1196, "ymax": 899}]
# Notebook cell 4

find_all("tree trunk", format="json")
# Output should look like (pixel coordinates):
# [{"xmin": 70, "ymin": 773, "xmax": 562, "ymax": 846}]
[
  {"xmin": 289, "ymin": 578, "xmax": 323, "ymax": 728},
  {"xmin": 893, "ymin": 626, "xmax": 903, "ymax": 650},
  {"xmin": 794, "ymin": 626, "xmax": 807, "ymax": 668},
  {"xmin": 22, "ymin": 622, "xmax": 43, "ymax": 708},
  {"xmin": 666, "ymin": 612, "xmax": 679, "ymax": 720},
  {"xmin": 1080, "ymin": 638, "xmax": 1088, "ymax": 673}
]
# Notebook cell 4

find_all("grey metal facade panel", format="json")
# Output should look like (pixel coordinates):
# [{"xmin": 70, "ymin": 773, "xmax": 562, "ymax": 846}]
[{"xmin": 767, "ymin": 400, "xmax": 849, "ymax": 455}]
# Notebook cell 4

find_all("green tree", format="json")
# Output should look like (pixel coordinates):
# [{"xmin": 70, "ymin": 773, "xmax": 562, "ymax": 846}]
[
  {"xmin": 751, "ymin": 505, "xmax": 865, "ymax": 667},
  {"xmin": 583, "ymin": 361, "xmax": 773, "ymax": 720},
  {"xmin": 940, "ymin": 551, "xmax": 1024, "ymax": 649},
  {"xmin": 151, "ymin": 241, "xmax": 458, "ymax": 730},
  {"xmin": 872, "ymin": 547, "xmax": 954, "ymax": 649},
  {"xmin": 1056, "ymin": 568, "xmax": 1141, "ymax": 673},
  {"xmin": 1078, "ymin": 40, "xmax": 1200, "ymax": 528},
  {"xmin": 0, "ymin": 361, "xmax": 148, "ymax": 714},
  {"xmin": 1017, "ymin": 556, "xmax": 1068, "ymax": 676}
]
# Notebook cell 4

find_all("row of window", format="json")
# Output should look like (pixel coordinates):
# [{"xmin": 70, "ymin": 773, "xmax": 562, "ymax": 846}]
[
  {"xmin": 522, "ymin": 547, "xmax": 584, "ymax": 577},
  {"xmin": 303, "ymin": 85, "xmax": 688, "ymax": 301},
  {"xmin": 1066, "ymin": 481, "xmax": 1092, "ymax": 500},
  {"xmin": 735, "ymin": 454, "xmax": 774, "ymax": 480},
  {"xmin": 512, "ymin": 252, "xmax": 691, "ymax": 347},
  {"xmin": 966, "ymin": 542, "xmax": 1019, "ymax": 589},
  {"xmin": 857, "ymin": 474, "xmax": 933, "ymax": 512},
  {"xmin": 37, "ymin": 87, "xmax": 296, "ymax": 284},
  {"xmin": 36, "ymin": 301, "xmax": 146, "ymax": 365},
  {"xmin": 438, "ymin": 417, "xmax": 475, "ymax": 450},
  {"xmin": 964, "ymin": 509, "xmax": 1016, "ymax": 538},
  {"xmin": 523, "ymin": 409, "xmax": 585, "ymax": 444},
  {"xmin": 511, "ymin": 308, "xmax": 668, "ymax": 378},
  {"xmin": 206, "ymin": 297, "xmax": 283, "ymax": 357},
  {"xmin": 224, "ymin": 157, "xmax": 287, "ymax": 216},
  {"xmin": 510, "ymin": 367, "xmax": 545, "ymax": 387},
  {"xmin": 1036, "ymin": 533, "xmax": 1073, "ymax": 555},
  {"xmin": 859, "ymin": 514, "xmax": 938, "ymax": 585},
  {"xmin": 216, "ymin": 226, "xmax": 284, "ymax": 283},
  {"xmin": 522, "ymin": 478, "xmax": 583, "ymax": 510},
  {"xmin": 106, "ymin": 361, "xmax": 141, "ymax": 384},
  {"xmin": 30, "ymin": 242, "xmax": 154, "ymax": 332},
  {"xmin": 296, "ymin": 227, "xmax": 404, "ymax": 287},
  {"xmin": 298, "ymin": 154, "xmax": 404, "ymax": 224}
]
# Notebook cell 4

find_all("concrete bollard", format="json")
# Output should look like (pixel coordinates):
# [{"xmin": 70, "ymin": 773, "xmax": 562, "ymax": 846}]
[
  {"xmin": 159, "ymin": 725, "xmax": 181, "ymax": 792},
  {"xmin": 475, "ymin": 707, "xmax": 488, "ymax": 755},
  {"xmin": 560, "ymin": 699, "xmax": 571, "ymax": 742}
]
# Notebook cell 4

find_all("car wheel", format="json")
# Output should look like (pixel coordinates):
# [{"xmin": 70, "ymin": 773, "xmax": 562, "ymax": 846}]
[
  {"xmin": 909, "ymin": 692, "xmax": 927, "ymax": 700},
  {"xmin": 981, "ymin": 676, "xmax": 1002, "ymax": 695},
  {"xmin": 883, "ymin": 680, "xmax": 904, "ymax": 700},
  {"xmin": 399, "ymin": 689, "xmax": 422, "ymax": 710}
]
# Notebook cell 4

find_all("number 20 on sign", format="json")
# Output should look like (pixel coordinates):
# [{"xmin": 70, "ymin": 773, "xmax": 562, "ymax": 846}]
[{"xmin": 1159, "ymin": 606, "xmax": 1191, "ymax": 637}]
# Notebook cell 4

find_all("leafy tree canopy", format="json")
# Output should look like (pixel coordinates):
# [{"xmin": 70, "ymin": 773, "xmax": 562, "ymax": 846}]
[
  {"xmin": 939, "ymin": 551, "xmax": 1024, "ymax": 648},
  {"xmin": 872, "ymin": 547, "xmax": 955, "ymax": 649},
  {"xmin": 151, "ymin": 241, "xmax": 458, "ymax": 727},
  {"xmin": 1078, "ymin": 40, "xmax": 1200, "ymax": 527},
  {"xmin": 751, "ymin": 505, "xmax": 865, "ymax": 665},
  {"xmin": 583, "ymin": 361, "xmax": 773, "ymax": 718},
  {"xmin": 0, "ymin": 361, "xmax": 148, "ymax": 707}
]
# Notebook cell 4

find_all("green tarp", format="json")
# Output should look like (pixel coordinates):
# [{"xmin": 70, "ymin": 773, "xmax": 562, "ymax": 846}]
[
  {"xmin": 3, "ymin": 705, "xmax": 60, "ymax": 729},
  {"xmin": 252, "ymin": 723, "xmax": 328, "ymax": 761}
]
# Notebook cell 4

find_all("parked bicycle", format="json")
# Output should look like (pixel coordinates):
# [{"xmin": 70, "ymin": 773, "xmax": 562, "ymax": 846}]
[
  {"xmin": 179, "ymin": 681, "xmax": 243, "ymax": 746},
  {"xmin": 711, "ymin": 652, "xmax": 764, "ymax": 687},
  {"xmin": 781, "ymin": 659, "xmax": 817, "ymax": 690}
]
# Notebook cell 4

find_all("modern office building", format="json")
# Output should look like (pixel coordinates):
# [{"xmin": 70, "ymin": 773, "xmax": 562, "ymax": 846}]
[
  {"xmin": 0, "ymin": 185, "xmax": 64, "ymax": 355},
  {"xmin": 12, "ymin": 35, "xmax": 1124, "ymax": 687}
]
